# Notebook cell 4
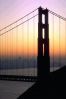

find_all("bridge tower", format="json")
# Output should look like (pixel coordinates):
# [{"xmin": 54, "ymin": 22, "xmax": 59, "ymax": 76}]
[{"xmin": 38, "ymin": 7, "xmax": 50, "ymax": 82}]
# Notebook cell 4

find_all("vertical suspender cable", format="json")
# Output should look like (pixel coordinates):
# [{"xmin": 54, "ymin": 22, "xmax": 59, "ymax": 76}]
[
  {"xmin": 1, "ymin": 32, "xmax": 2, "ymax": 74},
  {"xmin": 59, "ymin": 18, "xmax": 61, "ymax": 67},
  {"xmin": 0, "ymin": 32, "xmax": 1, "ymax": 75},
  {"xmin": 16, "ymin": 23, "xmax": 18, "ymax": 76},
  {"xmin": 5, "ymin": 28, "xmax": 6, "ymax": 75},
  {"xmin": 0, "ymin": 31, "xmax": 2, "ymax": 74},
  {"xmin": 16, "ymin": 23, "xmax": 17, "ymax": 76},
  {"xmin": 65, "ymin": 21, "xmax": 66, "ymax": 65},
  {"xmin": 1, "ymin": 31, "xmax": 3, "ymax": 74},
  {"xmin": 21, "ymin": 20, "xmax": 23, "ymax": 76},
  {"xmin": 23, "ymin": 23, "xmax": 25, "ymax": 76},
  {"xmin": 9, "ymin": 28, "xmax": 10, "ymax": 75},
  {"xmin": 33, "ymin": 12, "xmax": 35, "ymax": 76},
  {"xmin": 23, "ymin": 21, "xmax": 25, "ymax": 76},
  {"xmin": 6, "ymin": 27, "xmax": 9, "ymax": 75},
  {"xmin": 11, "ymin": 27, "xmax": 13, "ymax": 75},
  {"xmin": 11, "ymin": 27, "xmax": 12, "ymax": 75},
  {"xmin": 27, "ymin": 15, "xmax": 29, "ymax": 76},
  {"xmin": 53, "ymin": 15, "xmax": 54, "ymax": 71},
  {"xmin": 0, "ymin": 32, "xmax": 2, "ymax": 74},
  {"xmin": 6, "ymin": 28, "xmax": 8, "ymax": 75}
]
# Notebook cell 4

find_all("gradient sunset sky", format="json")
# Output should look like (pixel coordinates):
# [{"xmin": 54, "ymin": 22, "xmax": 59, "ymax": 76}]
[
  {"xmin": 0, "ymin": 0, "xmax": 66, "ymax": 57},
  {"xmin": 0, "ymin": 0, "xmax": 66, "ymax": 28}
]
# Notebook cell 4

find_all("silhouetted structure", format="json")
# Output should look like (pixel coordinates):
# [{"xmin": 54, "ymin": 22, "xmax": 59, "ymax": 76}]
[
  {"xmin": 18, "ymin": 7, "xmax": 51, "ymax": 99},
  {"xmin": 37, "ymin": 7, "xmax": 50, "ymax": 82},
  {"xmin": 18, "ymin": 7, "xmax": 66, "ymax": 99},
  {"xmin": 0, "ymin": 6, "xmax": 66, "ymax": 98}
]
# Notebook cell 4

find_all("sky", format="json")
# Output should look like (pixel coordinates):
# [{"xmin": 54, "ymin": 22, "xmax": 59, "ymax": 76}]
[
  {"xmin": 0, "ymin": 0, "xmax": 66, "ymax": 58},
  {"xmin": 0, "ymin": 0, "xmax": 66, "ymax": 28}
]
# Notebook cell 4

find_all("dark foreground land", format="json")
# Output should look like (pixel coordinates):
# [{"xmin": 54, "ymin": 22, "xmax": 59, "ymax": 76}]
[{"xmin": 18, "ymin": 66, "xmax": 66, "ymax": 98}]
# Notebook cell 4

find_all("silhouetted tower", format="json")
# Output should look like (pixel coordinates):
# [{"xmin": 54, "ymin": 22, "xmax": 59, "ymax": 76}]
[{"xmin": 37, "ymin": 7, "xmax": 50, "ymax": 82}]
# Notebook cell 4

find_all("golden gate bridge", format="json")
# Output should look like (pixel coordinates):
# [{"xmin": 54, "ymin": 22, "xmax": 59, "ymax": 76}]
[{"xmin": 0, "ymin": 7, "xmax": 66, "ymax": 97}]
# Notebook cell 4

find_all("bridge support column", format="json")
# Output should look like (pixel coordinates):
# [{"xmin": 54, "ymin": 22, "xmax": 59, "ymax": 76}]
[{"xmin": 37, "ymin": 7, "xmax": 50, "ymax": 82}]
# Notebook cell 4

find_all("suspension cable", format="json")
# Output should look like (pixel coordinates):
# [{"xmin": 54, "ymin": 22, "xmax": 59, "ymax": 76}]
[
  {"xmin": 0, "ymin": 14, "xmax": 38, "ymax": 37},
  {"xmin": 0, "ymin": 8, "xmax": 38, "ymax": 32},
  {"xmin": 49, "ymin": 9, "xmax": 66, "ymax": 21}
]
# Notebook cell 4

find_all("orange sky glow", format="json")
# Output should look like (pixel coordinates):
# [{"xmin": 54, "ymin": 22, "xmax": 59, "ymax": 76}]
[{"xmin": 0, "ymin": 3, "xmax": 66, "ymax": 58}]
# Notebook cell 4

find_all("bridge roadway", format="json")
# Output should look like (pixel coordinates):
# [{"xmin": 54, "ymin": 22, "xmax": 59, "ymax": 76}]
[{"xmin": 0, "ymin": 80, "xmax": 34, "ymax": 99}]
